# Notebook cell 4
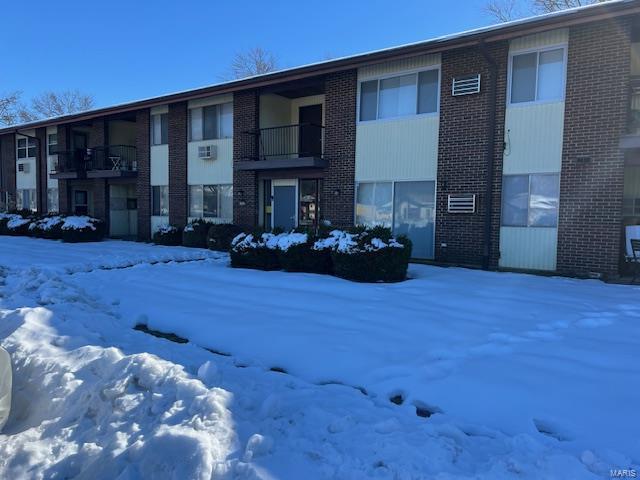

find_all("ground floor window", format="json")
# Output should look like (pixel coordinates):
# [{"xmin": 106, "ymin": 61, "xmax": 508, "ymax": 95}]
[
  {"xmin": 16, "ymin": 189, "xmax": 37, "ymax": 212},
  {"xmin": 299, "ymin": 179, "xmax": 322, "ymax": 227},
  {"xmin": 47, "ymin": 188, "xmax": 59, "ymax": 213},
  {"xmin": 189, "ymin": 184, "xmax": 232, "ymax": 220},
  {"xmin": 356, "ymin": 180, "xmax": 435, "ymax": 259},
  {"xmin": 501, "ymin": 173, "xmax": 560, "ymax": 227},
  {"xmin": 151, "ymin": 185, "xmax": 169, "ymax": 216},
  {"xmin": 74, "ymin": 190, "xmax": 89, "ymax": 216}
]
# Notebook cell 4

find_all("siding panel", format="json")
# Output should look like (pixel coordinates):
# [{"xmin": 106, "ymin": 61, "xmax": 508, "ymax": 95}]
[
  {"xmin": 187, "ymin": 138, "xmax": 233, "ymax": 185},
  {"xmin": 499, "ymin": 226, "xmax": 558, "ymax": 270},
  {"xmin": 359, "ymin": 54, "xmax": 440, "ymax": 80}
]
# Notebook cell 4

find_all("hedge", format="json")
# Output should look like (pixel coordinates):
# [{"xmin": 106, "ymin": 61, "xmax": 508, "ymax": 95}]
[
  {"xmin": 0, "ymin": 213, "xmax": 105, "ymax": 243},
  {"xmin": 182, "ymin": 220, "xmax": 213, "ymax": 248},
  {"xmin": 230, "ymin": 230, "xmax": 281, "ymax": 271},
  {"xmin": 207, "ymin": 223, "xmax": 244, "ymax": 252},
  {"xmin": 153, "ymin": 225, "xmax": 183, "ymax": 246},
  {"xmin": 278, "ymin": 231, "xmax": 332, "ymax": 274},
  {"xmin": 60, "ymin": 217, "xmax": 106, "ymax": 243}
]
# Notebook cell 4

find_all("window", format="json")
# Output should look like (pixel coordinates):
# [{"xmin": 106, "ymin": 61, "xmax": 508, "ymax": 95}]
[
  {"xmin": 16, "ymin": 189, "xmax": 37, "ymax": 212},
  {"xmin": 356, "ymin": 182, "xmax": 392, "ymax": 226},
  {"xmin": 47, "ymin": 134, "xmax": 58, "ymax": 155},
  {"xmin": 74, "ymin": 190, "xmax": 89, "ymax": 216},
  {"xmin": 152, "ymin": 186, "xmax": 169, "ymax": 216},
  {"xmin": 510, "ymin": 47, "xmax": 565, "ymax": 104},
  {"xmin": 17, "ymin": 137, "xmax": 37, "ymax": 159},
  {"xmin": 151, "ymin": 113, "xmax": 168, "ymax": 145},
  {"xmin": 47, "ymin": 188, "xmax": 59, "ymax": 213},
  {"xmin": 502, "ymin": 173, "xmax": 560, "ymax": 227},
  {"xmin": 359, "ymin": 69, "xmax": 439, "ymax": 121},
  {"xmin": 189, "ymin": 103, "xmax": 233, "ymax": 141},
  {"xmin": 299, "ymin": 179, "xmax": 321, "ymax": 227},
  {"xmin": 189, "ymin": 184, "xmax": 232, "ymax": 219}
]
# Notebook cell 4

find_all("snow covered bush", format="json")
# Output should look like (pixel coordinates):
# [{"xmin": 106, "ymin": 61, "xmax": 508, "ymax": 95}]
[
  {"xmin": 0, "ymin": 213, "xmax": 34, "ymax": 236},
  {"xmin": 278, "ymin": 229, "xmax": 333, "ymax": 274},
  {"xmin": 29, "ymin": 215, "xmax": 64, "ymax": 239},
  {"xmin": 207, "ymin": 223, "xmax": 243, "ymax": 252},
  {"xmin": 324, "ymin": 226, "xmax": 412, "ymax": 283},
  {"xmin": 60, "ymin": 216, "xmax": 106, "ymax": 243},
  {"xmin": 229, "ymin": 230, "xmax": 281, "ymax": 271},
  {"xmin": 181, "ymin": 219, "xmax": 213, "ymax": 248},
  {"xmin": 152, "ymin": 225, "xmax": 182, "ymax": 246}
]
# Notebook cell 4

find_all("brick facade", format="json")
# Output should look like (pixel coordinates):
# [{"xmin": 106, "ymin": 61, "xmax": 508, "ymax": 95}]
[
  {"xmin": 232, "ymin": 90, "xmax": 259, "ymax": 227},
  {"xmin": 322, "ymin": 69, "xmax": 357, "ymax": 228},
  {"xmin": 0, "ymin": 134, "xmax": 16, "ymax": 210},
  {"xmin": 168, "ymin": 102, "xmax": 188, "ymax": 227},
  {"xmin": 435, "ymin": 42, "xmax": 509, "ymax": 268},
  {"xmin": 36, "ymin": 127, "xmax": 48, "ymax": 213},
  {"xmin": 556, "ymin": 18, "xmax": 631, "ymax": 278},
  {"xmin": 136, "ymin": 109, "xmax": 151, "ymax": 240}
]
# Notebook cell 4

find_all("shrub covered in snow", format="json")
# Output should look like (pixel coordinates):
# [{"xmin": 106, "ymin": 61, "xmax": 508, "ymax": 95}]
[
  {"xmin": 60, "ymin": 216, "xmax": 106, "ymax": 243},
  {"xmin": 324, "ymin": 226, "xmax": 412, "ymax": 283},
  {"xmin": 230, "ymin": 230, "xmax": 282, "ymax": 271},
  {"xmin": 207, "ymin": 223, "xmax": 244, "ymax": 252},
  {"xmin": 278, "ymin": 230, "xmax": 333, "ymax": 274},
  {"xmin": 152, "ymin": 225, "xmax": 183, "ymax": 246},
  {"xmin": 182, "ymin": 219, "xmax": 213, "ymax": 248},
  {"xmin": 0, "ymin": 213, "xmax": 33, "ymax": 236},
  {"xmin": 29, "ymin": 215, "xmax": 65, "ymax": 239}
]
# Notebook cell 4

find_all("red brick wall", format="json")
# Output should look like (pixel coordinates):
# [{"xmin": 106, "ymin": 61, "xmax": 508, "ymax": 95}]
[
  {"xmin": 322, "ymin": 70, "xmax": 357, "ymax": 228},
  {"xmin": 435, "ymin": 42, "xmax": 509, "ymax": 268},
  {"xmin": 233, "ymin": 90, "xmax": 259, "ymax": 227},
  {"xmin": 168, "ymin": 102, "xmax": 188, "ymax": 227},
  {"xmin": 135, "ymin": 109, "xmax": 151, "ymax": 240},
  {"xmin": 0, "ymin": 134, "xmax": 16, "ymax": 209},
  {"xmin": 556, "ymin": 18, "xmax": 631, "ymax": 278}
]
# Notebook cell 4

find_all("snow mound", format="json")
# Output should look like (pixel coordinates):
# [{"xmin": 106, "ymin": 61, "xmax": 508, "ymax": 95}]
[{"xmin": 61, "ymin": 216, "xmax": 97, "ymax": 231}]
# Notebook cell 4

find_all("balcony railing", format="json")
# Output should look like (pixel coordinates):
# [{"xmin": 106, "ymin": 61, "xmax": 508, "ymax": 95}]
[
  {"xmin": 52, "ymin": 145, "xmax": 137, "ymax": 174},
  {"xmin": 254, "ymin": 123, "xmax": 324, "ymax": 161}
]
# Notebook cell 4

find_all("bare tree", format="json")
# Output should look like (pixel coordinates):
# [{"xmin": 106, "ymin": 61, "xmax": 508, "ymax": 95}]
[
  {"xmin": 485, "ymin": 0, "xmax": 610, "ymax": 22},
  {"xmin": 533, "ymin": 0, "xmax": 608, "ymax": 13},
  {"xmin": 229, "ymin": 47, "xmax": 278, "ymax": 79},
  {"xmin": 0, "ymin": 92, "xmax": 22, "ymax": 127},
  {"xmin": 485, "ymin": 0, "xmax": 522, "ymax": 22},
  {"xmin": 26, "ymin": 89, "xmax": 94, "ymax": 120}
]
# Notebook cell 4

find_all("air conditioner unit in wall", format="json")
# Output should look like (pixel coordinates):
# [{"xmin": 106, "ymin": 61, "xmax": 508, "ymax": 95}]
[
  {"xmin": 452, "ymin": 74, "xmax": 481, "ymax": 96},
  {"xmin": 448, "ymin": 194, "xmax": 476, "ymax": 213},
  {"xmin": 17, "ymin": 163, "xmax": 30, "ymax": 174},
  {"xmin": 198, "ymin": 145, "xmax": 217, "ymax": 160}
]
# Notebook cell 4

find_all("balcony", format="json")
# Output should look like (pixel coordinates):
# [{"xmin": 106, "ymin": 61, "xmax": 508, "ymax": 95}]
[
  {"xmin": 51, "ymin": 145, "xmax": 137, "ymax": 179},
  {"xmin": 235, "ymin": 123, "xmax": 327, "ymax": 171}
]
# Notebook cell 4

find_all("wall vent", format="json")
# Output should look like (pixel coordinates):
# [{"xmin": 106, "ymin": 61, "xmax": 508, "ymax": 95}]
[
  {"xmin": 198, "ymin": 145, "xmax": 217, "ymax": 160},
  {"xmin": 17, "ymin": 162, "xmax": 30, "ymax": 173},
  {"xmin": 448, "ymin": 194, "xmax": 476, "ymax": 213},
  {"xmin": 452, "ymin": 74, "xmax": 481, "ymax": 96}
]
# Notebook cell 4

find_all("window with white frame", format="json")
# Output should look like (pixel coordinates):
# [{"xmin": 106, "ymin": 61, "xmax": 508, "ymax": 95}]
[
  {"xmin": 150, "ymin": 113, "xmax": 168, "ymax": 146},
  {"xmin": 17, "ymin": 137, "xmax": 37, "ymax": 159},
  {"xmin": 47, "ymin": 134, "xmax": 58, "ymax": 155},
  {"xmin": 189, "ymin": 103, "xmax": 233, "ymax": 141},
  {"xmin": 510, "ymin": 47, "xmax": 565, "ymax": 104},
  {"xmin": 359, "ymin": 69, "xmax": 439, "ymax": 121},
  {"xmin": 47, "ymin": 188, "xmax": 59, "ymax": 213},
  {"xmin": 16, "ymin": 189, "xmax": 37, "ymax": 212},
  {"xmin": 152, "ymin": 185, "xmax": 169, "ymax": 216},
  {"xmin": 501, "ymin": 173, "xmax": 560, "ymax": 227},
  {"xmin": 189, "ymin": 184, "xmax": 232, "ymax": 219}
]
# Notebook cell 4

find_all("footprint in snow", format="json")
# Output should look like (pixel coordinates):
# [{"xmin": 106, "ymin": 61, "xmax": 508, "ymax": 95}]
[{"xmin": 533, "ymin": 418, "xmax": 572, "ymax": 442}]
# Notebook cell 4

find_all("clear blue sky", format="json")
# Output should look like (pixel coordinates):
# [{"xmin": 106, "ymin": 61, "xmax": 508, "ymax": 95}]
[{"xmin": 0, "ymin": 0, "xmax": 502, "ymax": 108}]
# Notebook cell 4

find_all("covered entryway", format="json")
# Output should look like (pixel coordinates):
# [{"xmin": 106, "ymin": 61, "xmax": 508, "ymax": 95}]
[
  {"xmin": 272, "ymin": 179, "xmax": 297, "ymax": 231},
  {"xmin": 109, "ymin": 183, "xmax": 137, "ymax": 238}
]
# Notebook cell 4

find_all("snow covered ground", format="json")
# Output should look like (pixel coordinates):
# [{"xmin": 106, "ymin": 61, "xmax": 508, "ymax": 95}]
[{"xmin": 0, "ymin": 236, "xmax": 638, "ymax": 479}]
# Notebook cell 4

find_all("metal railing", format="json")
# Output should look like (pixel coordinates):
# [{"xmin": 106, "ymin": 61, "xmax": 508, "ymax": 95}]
[
  {"xmin": 52, "ymin": 145, "xmax": 137, "ymax": 173},
  {"xmin": 254, "ymin": 123, "xmax": 324, "ymax": 160}
]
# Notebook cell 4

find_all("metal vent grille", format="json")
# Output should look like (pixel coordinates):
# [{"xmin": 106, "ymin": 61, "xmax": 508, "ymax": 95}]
[
  {"xmin": 18, "ymin": 163, "xmax": 29, "ymax": 173},
  {"xmin": 452, "ymin": 74, "xmax": 481, "ymax": 96},
  {"xmin": 448, "ymin": 194, "xmax": 476, "ymax": 213}
]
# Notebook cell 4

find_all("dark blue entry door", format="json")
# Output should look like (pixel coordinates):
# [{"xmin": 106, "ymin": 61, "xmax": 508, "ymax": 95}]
[{"xmin": 273, "ymin": 185, "xmax": 296, "ymax": 231}]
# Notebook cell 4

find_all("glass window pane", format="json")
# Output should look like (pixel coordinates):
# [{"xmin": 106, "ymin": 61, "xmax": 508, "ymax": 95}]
[
  {"xmin": 373, "ymin": 183, "xmax": 393, "ymax": 225},
  {"xmin": 151, "ymin": 115, "xmax": 162, "ymax": 145},
  {"xmin": 17, "ymin": 148, "xmax": 26, "ymax": 159},
  {"xmin": 17, "ymin": 138, "xmax": 26, "ymax": 148},
  {"xmin": 203, "ymin": 185, "xmax": 218, "ymax": 217},
  {"xmin": 220, "ymin": 103, "xmax": 233, "ymax": 138},
  {"xmin": 417, "ymin": 70, "xmax": 439, "ymax": 114},
  {"xmin": 152, "ymin": 186, "xmax": 160, "ymax": 216},
  {"xmin": 203, "ymin": 106, "xmax": 218, "ymax": 140},
  {"xmin": 160, "ymin": 114, "xmax": 168, "ymax": 144},
  {"xmin": 537, "ymin": 48, "xmax": 564, "ymax": 101},
  {"xmin": 299, "ymin": 179, "xmax": 318, "ymax": 226},
  {"xmin": 359, "ymin": 80, "xmax": 378, "ymax": 121},
  {"xmin": 529, "ymin": 174, "xmax": 559, "ymax": 227},
  {"xmin": 356, "ymin": 183, "xmax": 374, "ymax": 226},
  {"xmin": 189, "ymin": 185, "xmax": 203, "ymax": 217},
  {"xmin": 379, "ymin": 74, "xmax": 417, "ymax": 119},
  {"xmin": 47, "ymin": 188, "xmax": 59, "ymax": 213},
  {"xmin": 393, "ymin": 181, "xmax": 435, "ymax": 259},
  {"xmin": 219, "ymin": 185, "xmax": 233, "ymax": 220},
  {"xmin": 160, "ymin": 186, "xmax": 169, "ymax": 216},
  {"xmin": 190, "ymin": 108, "xmax": 203, "ymax": 141},
  {"xmin": 502, "ymin": 175, "xmax": 529, "ymax": 226},
  {"xmin": 511, "ymin": 52, "xmax": 537, "ymax": 103}
]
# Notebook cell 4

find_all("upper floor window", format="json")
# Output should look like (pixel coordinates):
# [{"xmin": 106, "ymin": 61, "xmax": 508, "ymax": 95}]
[
  {"xmin": 359, "ymin": 69, "xmax": 439, "ymax": 121},
  {"xmin": 47, "ymin": 134, "xmax": 57, "ymax": 155},
  {"xmin": 510, "ymin": 47, "xmax": 565, "ymax": 104},
  {"xmin": 189, "ymin": 102, "xmax": 233, "ymax": 141},
  {"xmin": 151, "ymin": 113, "xmax": 168, "ymax": 146},
  {"xmin": 17, "ymin": 137, "xmax": 36, "ymax": 159}
]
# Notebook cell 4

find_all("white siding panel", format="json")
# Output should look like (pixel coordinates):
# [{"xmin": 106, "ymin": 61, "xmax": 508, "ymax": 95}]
[
  {"xmin": 188, "ymin": 94, "xmax": 233, "ymax": 109},
  {"xmin": 150, "ymin": 145, "xmax": 169, "ymax": 185},
  {"xmin": 15, "ymin": 133, "xmax": 37, "ymax": 190},
  {"xmin": 187, "ymin": 138, "xmax": 233, "ymax": 185},
  {"xmin": 499, "ymin": 227, "xmax": 558, "ymax": 271},
  {"xmin": 510, "ymin": 28, "xmax": 569, "ymax": 52},
  {"xmin": 356, "ymin": 116, "xmax": 439, "ymax": 182},
  {"xmin": 358, "ymin": 53, "xmax": 441, "ymax": 80},
  {"xmin": 150, "ymin": 105, "xmax": 168, "ymax": 115},
  {"xmin": 503, "ymin": 102, "xmax": 565, "ymax": 174}
]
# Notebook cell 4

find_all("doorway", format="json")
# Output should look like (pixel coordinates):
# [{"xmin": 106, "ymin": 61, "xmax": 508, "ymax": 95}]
[
  {"xmin": 298, "ymin": 104, "xmax": 322, "ymax": 157},
  {"xmin": 109, "ymin": 184, "xmax": 138, "ymax": 238},
  {"xmin": 272, "ymin": 179, "xmax": 297, "ymax": 231}
]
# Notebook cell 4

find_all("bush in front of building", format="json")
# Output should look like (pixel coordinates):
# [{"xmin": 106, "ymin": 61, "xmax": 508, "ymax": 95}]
[
  {"xmin": 182, "ymin": 219, "xmax": 213, "ymax": 248},
  {"xmin": 278, "ymin": 229, "xmax": 333, "ymax": 274},
  {"xmin": 229, "ymin": 230, "xmax": 281, "ymax": 271},
  {"xmin": 3, "ymin": 213, "xmax": 34, "ymax": 236},
  {"xmin": 60, "ymin": 216, "xmax": 106, "ymax": 243},
  {"xmin": 29, "ymin": 215, "xmax": 65, "ymax": 239},
  {"xmin": 207, "ymin": 223, "xmax": 244, "ymax": 252},
  {"xmin": 325, "ymin": 226, "xmax": 412, "ymax": 283},
  {"xmin": 152, "ymin": 225, "xmax": 183, "ymax": 246}
]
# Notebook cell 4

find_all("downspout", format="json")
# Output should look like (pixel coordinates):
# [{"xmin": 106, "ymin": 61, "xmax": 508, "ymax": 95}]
[{"xmin": 479, "ymin": 41, "xmax": 499, "ymax": 271}]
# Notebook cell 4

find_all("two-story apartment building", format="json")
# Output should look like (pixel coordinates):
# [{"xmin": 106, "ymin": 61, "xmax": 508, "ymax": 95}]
[{"xmin": 1, "ymin": 0, "xmax": 639, "ymax": 279}]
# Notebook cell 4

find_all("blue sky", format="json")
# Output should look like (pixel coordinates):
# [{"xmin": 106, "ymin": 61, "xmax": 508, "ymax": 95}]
[{"xmin": 1, "ymin": 0, "xmax": 505, "ymax": 108}]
